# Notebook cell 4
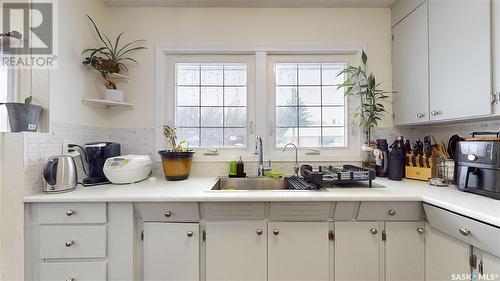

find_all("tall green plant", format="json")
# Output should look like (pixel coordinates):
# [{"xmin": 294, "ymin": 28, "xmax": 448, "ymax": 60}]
[{"xmin": 336, "ymin": 50, "xmax": 390, "ymax": 143}]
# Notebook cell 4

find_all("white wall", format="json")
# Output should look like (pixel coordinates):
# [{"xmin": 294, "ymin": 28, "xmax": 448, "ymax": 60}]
[{"xmin": 51, "ymin": 1, "xmax": 393, "ymax": 129}]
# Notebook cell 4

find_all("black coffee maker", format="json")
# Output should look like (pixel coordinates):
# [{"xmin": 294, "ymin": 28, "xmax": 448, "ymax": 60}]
[{"xmin": 69, "ymin": 142, "xmax": 121, "ymax": 185}]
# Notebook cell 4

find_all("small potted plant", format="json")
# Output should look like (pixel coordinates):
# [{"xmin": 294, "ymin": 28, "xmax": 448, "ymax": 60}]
[
  {"xmin": 82, "ymin": 15, "xmax": 146, "ymax": 102},
  {"xmin": 1, "ymin": 96, "xmax": 42, "ymax": 132},
  {"xmin": 158, "ymin": 126, "xmax": 196, "ymax": 181},
  {"xmin": 336, "ymin": 50, "xmax": 391, "ymax": 151}
]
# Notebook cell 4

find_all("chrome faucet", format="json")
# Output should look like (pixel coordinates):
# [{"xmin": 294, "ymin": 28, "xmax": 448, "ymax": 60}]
[
  {"xmin": 283, "ymin": 143, "xmax": 299, "ymax": 177},
  {"xmin": 255, "ymin": 135, "xmax": 271, "ymax": 176}
]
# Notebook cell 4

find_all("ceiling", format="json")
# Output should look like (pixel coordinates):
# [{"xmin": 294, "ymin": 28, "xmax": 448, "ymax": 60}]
[{"xmin": 103, "ymin": 0, "xmax": 398, "ymax": 8}]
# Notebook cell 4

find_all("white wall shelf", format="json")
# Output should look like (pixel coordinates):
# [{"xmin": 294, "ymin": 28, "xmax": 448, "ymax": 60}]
[{"xmin": 82, "ymin": 98, "xmax": 133, "ymax": 108}]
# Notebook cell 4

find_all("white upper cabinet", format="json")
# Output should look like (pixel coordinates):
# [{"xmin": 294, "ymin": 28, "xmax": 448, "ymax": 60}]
[
  {"xmin": 392, "ymin": 1, "xmax": 429, "ymax": 125},
  {"xmin": 494, "ymin": 0, "xmax": 500, "ymax": 113},
  {"xmin": 428, "ymin": 0, "xmax": 492, "ymax": 121},
  {"xmin": 391, "ymin": 0, "xmax": 426, "ymax": 27}
]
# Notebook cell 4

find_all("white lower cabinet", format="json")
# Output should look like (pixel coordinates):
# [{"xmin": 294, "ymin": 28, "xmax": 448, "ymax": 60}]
[
  {"xmin": 425, "ymin": 223, "xmax": 471, "ymax": 281},
  {"xmin": 39, "ymin": 262, "xmax": 107, "ymax": 281},
  {"xmin": 205, "ymin": 221, "xmax": 267, "ymax": 281},
  {"xmin": 143, "ymin": 222, "xmax": 200, "ymax": 281},
  {"xmin": 475, "ymin": 249, "xmax": 500, "ymax": 278},
  {"xmin": 268, "ymin": 222, "xmax": 330, "ymax": 281},
  {"xmin": 334, "ymin": 221, "xmax": 383, "ymax": 281},
  {"xmin": 385, "ymin": 222, "xmax": 425, "ymax": 281}
]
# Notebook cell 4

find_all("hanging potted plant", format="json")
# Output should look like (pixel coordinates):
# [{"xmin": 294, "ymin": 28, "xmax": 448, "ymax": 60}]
[
  {"xmin": 336, "ymin": 50, "xmax": 391, "ymax": 151},
  {"xmin": 1, "ymin": 96, "xmax": 43, "ymax": 132},
  {"xmin": 158, "ymin": 126, "xmax": 196, "ymax": 181},
  {"xmin": 82, "ymin": 15, "xmax": 147, "ymax": 102}
]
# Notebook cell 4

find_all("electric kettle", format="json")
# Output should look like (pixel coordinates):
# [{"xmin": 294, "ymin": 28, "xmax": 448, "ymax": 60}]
[{"xmin": 43, "ymin": 155, "xmax": 78, "ymax": 193}]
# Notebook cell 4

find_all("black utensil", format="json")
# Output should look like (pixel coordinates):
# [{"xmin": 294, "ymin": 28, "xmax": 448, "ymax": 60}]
[
  {"xmin": 447, "ymin": 135, "xmax": 462, "ymax": 159},
  {"xmin": 424, "ymin": 136, "xmax": 432, "ymax": 168}
]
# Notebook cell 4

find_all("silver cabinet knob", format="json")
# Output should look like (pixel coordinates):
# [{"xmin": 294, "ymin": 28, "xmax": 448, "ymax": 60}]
[
  {"xmin": 187, "ymin": 231, "xmax": 194, "ymax": 237},
  {"xmin": 388, "ymin": 209, "xmax": 397, "ymax": 216},
  {"xmin": 66, "ymin": 210, "xmax": 75, "ymax": 216},
  {"xmin": 416, "ymin": 113, "xmax": 425, "ymax": 119},
  {"xmin": 65, "ymin": 240, "xmax": 75, "ymax": 247},
  {"xmin": 164, "ymin": 211, "xmax": 172, "ymax": 218},
  {"xmin": 417, "ymin": 227, "xmax": 425, "ymax": 234},
  {"xmin": 370, "ymin": 228, "xmax": 378, "ymax": 235},
  {"xmin": 256, "ymin": 229, "xmax": 263, "ymax": 235},
  {"xmin": 273, "ymin": 229, "xmax": 279, "ymax": 235},
  {"xmin": 467, "ymin": 154, "xmax": 478, "ymax": 161},
  {"xmin": 66, "ymin": 278, "xmax": 75, "ymax": 281},
  {"xmin": 430, "ymin": 110, "xmax": 440, "ymax": 116},
  {"xmin": 459, "ymin": 228, "xmax": 471, "ymax": 236}
]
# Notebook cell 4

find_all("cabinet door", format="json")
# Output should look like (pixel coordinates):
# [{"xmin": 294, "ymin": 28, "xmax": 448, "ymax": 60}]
[
  {"xmin": 205, "ymin": 221, "xmax": 266, "ymax": 281},
  {"xmin": 494, "ymin": 0, "xmax": 500, "ymax": 114},
  {"xmin": 143, "ymin": 223, "xmax": 199, "ymax": 281},
  {"xmin": 429, "ymin": 0, "xmax": 492, "ymax": 121},
  {"xmin": 268, "ymin": 222, "xmax": 330, "ymax": 281},
  {"xmin": 392, "ymin": 2, "xmax": 430, "ymax": 125},
  {"xmin": 477, "ymin": 249, "xmax": 500, "ymax": 278},
  {"xmin": 425, "ymin": 224, "xmax": 471, "ymax": 281},
  {"xmin": 334, "ymin": 221, "xmax": 383, "ymax": 281},
  {"xmin": 385, "ymin": 222, "xmax": 425, "ymax": 281}
]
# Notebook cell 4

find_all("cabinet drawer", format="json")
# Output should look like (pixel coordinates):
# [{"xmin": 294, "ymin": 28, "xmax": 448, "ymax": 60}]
[
  {"xmin": 35, "ymin": 203, "xmax": 106, "ymax": 224},
  {"xmin": 40, "ymin": 262, "xmax": 106, "ymax": 281},
  {"xmin": 39, "ymin": 225, "xmax": 106, "ymax": 259},
  {"xmin": 203, "ymin": 202, "xmax": 265, "ymax": 220},
  {"xmin": 135, "ymin": 203, "xmax": 199, "ymax": 222},
  {"xmin": 357, "ymin": 201, "xmax": 423, "ymax": 221},
  {"xmin": 270, "ymin": 202, "xmax": 334, "ymax": 221},
  {"xmin": 334, "ymin": 202, "xmax": 360, "ymax": 221},
  {"xmin": 424, "ymin": 203, "xmax": 500, "ymax": 257}
]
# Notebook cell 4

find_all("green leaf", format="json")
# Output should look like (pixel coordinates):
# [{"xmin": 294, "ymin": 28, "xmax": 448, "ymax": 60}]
[
  {"xmin": 362, "ymin": 50, "xmax": 368, "ymax": 65},
  {"xmin": 87, "ymin": 15, "xmax": 111, "ymax": 49},
  {"xmin": 24, "ymin": 96, "xmax": 32, "ymax": 105}
]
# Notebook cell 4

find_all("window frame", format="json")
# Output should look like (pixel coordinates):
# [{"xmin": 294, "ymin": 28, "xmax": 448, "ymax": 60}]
[
  {"xmin": 155, "ymin": 45, "xmax": 364, "ymax": 162},
  {"xmin": 0, "ymin": 66, "xmax": 17, "ymax": 132}
]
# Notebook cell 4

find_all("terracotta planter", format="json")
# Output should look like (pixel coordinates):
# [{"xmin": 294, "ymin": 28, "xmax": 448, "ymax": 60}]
[{"xmin": 158, "ymin": 150, "xmax": 195, "ymax": 181}]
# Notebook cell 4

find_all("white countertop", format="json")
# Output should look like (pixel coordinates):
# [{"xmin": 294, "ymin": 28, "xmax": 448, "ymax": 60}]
[{"xmin": 23, "ymin": 176, "xmax": 500, "ymax": 227}]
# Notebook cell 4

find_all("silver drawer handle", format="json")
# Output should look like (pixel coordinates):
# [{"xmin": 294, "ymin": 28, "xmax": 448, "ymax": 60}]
[
  {"xmin": 416, "ymin": 113, "xmax": 425, "ymax": 119},
  {"xmin": 273, "ymin": 229, "xmax": 279, "ymax": 235},
  {"xmin": 388, "ymin": 209, "xmax": 397, "ymax": 216},
  {"xmin": 256, "ymin": 229, "xmax": 263, "ymax": 235},
  {"xmin": 187, "ymin": 231, "xmax": 194, "ymax": 237},
  {"xmin": 459, "ymin": 228, "xmax": 471, "ymax": 236},
  {"xmin": 66, "ymin": 278, "xmax": 75, "ymax": 281},
  {"xmin": 65, "ymin": 240, "xmax": 75, "ymax": 247},
  {"xmin": 370, "ymin": 228, "xmax": 378, "ymax": 235},
  {"xmin": 66, "ymin": 210, "xmax": 75, "ymax": 216},
  {"xmin": 417, "ymin": 227, "xmax": 425, "ymax": 234},
  {"xmin": 164, "ymin": 211, "xmax": 172, "ymax": 217}
]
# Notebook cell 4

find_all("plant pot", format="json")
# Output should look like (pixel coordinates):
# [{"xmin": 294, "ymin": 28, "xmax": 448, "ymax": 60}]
[
  {"xmin": 158, "ymin": 150, "xmax": 195, "ymax": 181},
  {"xmin": 105, "ymin": 89, "xmax": 124, "ymax": 102},
  {"xmin": 4, "ymin": 103, "xmax": 42, "ymax": 132}
]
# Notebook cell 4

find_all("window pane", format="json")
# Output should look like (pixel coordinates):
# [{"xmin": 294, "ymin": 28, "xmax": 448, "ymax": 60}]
[
  {"xmin": 224, "ymin": 65, "xmax": 246, "ymax": 86},
  {"xmin": 299, "ymin": 107, "xmax": 321, "ymax": 126},
  {"xmin": 0, "ymin": 68, "xmax": 8, "ymax": 132},
  {"xmin": 323, "ymin": 127, "xmax": 345, "ymax": 147},
  {"xmin": 201, "ymin": 87, "xmax": 223, "ymax": 106},
  {"xmin": 201, "ymin": 107, "xmax": 223, "ymax": 127},
  {"xmin": 201, "ymin": 128, "xmax": 223, "ymax": 147},
  {"xmin": 299, "ymin": 86, "xmax": 321, "ymax": 106},
  {"xmin": 201, "ymin": 65, "xmax": 223, "ymax": 85},
  {"xmin": 322, "ymin": 64, "xmax": 344, "ymax": 85},
  {"xmin": 177, "ymin": 64, "xmax": 200, "ymax": 85},
  {"xmin": 224, "ymin": 128, "xmax": 246, "ymax": 147},
  {"xmin": 298, "ymin": 127, "xmax": 321, "ymax": 147},
  {"xmin": 224, "ymin": 107, "xmax": 246, "ymax": 127},
  {"xmin": 276, "ymin": 86, "xmax": 297, "ymax": 106},
  {"xmin": 298, "ymin": 64, "xmax": 320, "ymax": 85},
  {"xmin": 276, "ymin": 64, "xmax": 297, "ymax": 85},
  {"xmin": 277, "ymin": 107, "xmax": 298, "ymax": 127},
  {"xmin": 322, "ymin": 86, "xmax": 345, "ymax": 106},
  {"xmin": 177, "ymin": 87, "xmax": 199, "ymax": 106},
  {"xmin": 177, "ymin": 128, "xmax": 200, "ymax": 147},
  {"xmin": 322, "ymin": 107, "xmax": 345, "ymax": 126},
  {"xmin": 276, "ymin": 127, "xmax": 298, "ymax": 147},
  {"xmin": 225, "ymin": 87, "xmax": 246, "ymax": 106},
  {"xmin": 177, "ymin": 107, "xmax": 199, "ymax": 126}
]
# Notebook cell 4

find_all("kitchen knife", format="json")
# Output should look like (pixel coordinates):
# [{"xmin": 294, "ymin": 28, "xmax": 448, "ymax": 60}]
[
  {"xmin": 412, "ymin": 143, "xmax": 418, "ymax": 167},
  {"xmin": 424, "ymin": 136, "xmax": 432, "ymax": 168},
  {"xmin": 416, "ymin": 139, "xmax": 424, "ymax": 167}
]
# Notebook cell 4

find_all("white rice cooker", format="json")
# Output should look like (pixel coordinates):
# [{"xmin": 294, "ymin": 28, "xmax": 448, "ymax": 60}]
[{"xmin": 103, "ymin": 155, "xmax": 152, "ymax": 184}]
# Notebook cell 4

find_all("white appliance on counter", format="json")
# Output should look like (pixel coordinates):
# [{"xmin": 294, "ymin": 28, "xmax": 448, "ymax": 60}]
[{"xmin": 103, "ymin": 155, "xmax": 152, "ymax": 184}]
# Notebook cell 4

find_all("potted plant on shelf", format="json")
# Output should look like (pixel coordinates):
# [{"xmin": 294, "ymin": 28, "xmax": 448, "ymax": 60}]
[
  {"xmin": 82, "ymin": 15, "xmax": 146, "ymax": 102},
  {"xmin": 336, "ymin": 50, "xmax": 391, "ymax": 151},
  {"xmin": 1, "ymin": 96, "xmax": 43, "ymax": 132},
  {"xmin": 158, "ymin": 126, "xmax": 196, "ymax": 181}
]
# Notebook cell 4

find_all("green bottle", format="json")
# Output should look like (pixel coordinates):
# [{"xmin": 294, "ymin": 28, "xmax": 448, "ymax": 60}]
[{"xmin": 229, "ymin": 160, "xmax": 238, "ymax": 176}]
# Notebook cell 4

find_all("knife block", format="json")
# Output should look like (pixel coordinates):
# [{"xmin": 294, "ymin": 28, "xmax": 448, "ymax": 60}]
[{"xmin": 405, "ymin": 154, "xmax": 437, "ymax": 181}]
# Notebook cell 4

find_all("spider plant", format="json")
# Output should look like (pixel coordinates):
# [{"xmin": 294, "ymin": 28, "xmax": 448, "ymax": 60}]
[
  {"xmin": 336, "ymin": 50, "xmax": 391, "ymax": 144},
  {"xmin": 82, "ymin": 15, "xmax": 146, "ymax": 89}
]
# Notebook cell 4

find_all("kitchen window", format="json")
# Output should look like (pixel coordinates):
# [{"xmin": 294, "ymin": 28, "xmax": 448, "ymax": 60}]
[{"xmin": 0, "ymin": 66, "xmax": 15, "ymax": 132}]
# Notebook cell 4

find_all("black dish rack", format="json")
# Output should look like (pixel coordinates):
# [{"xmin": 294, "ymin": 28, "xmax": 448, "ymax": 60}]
[{"xmin": 300, "ymin": 164, "xmax": 376, "ymax": 187}]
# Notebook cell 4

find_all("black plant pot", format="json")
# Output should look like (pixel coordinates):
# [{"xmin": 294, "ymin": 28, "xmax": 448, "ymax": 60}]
[
  {"xmin": 158, "ymin": 150, "xmax": 195, "ymax": 181},
  {"xmin": 4, "ymin": 103, "xmax": 42, "ymax": 132}
]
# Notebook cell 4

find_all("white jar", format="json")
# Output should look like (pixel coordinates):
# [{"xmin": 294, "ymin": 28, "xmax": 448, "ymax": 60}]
[{"xmin": 105, "ymin": 89, "xmax": 124, "ymax": 102}]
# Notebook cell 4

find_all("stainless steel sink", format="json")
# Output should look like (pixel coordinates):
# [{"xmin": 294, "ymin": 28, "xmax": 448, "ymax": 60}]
[{"xmin": 210, "ymin": 177, "xmax": 325, "ymax": 191}]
